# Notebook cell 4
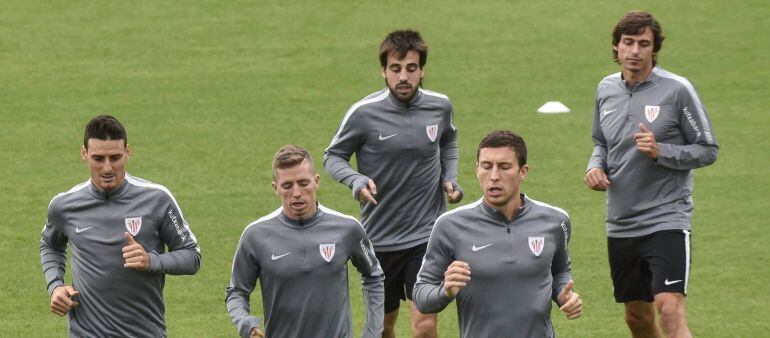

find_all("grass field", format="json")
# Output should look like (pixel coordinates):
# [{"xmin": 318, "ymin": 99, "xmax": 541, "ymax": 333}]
[{"xmin": 2, "ymin": 1, "xmax": 768, "ymax": 337}]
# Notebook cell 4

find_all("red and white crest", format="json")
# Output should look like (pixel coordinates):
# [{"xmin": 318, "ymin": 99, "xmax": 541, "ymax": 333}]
[
  {"xmin": 426, "ymin": 124, "xmax": 438, "ymax": 142},
  {"xmin": 125, "ymin": 216, "xmax": 142, "ymax": 236},
  {"xmin": 644, "ymin": 105, "xmax": 660, "ymax": 123},
  {"xmin": 528, "ymin": 237, "xmax": 544, "ymax": 257},
  {"xmin": 319, "ymin": 243, "xmax": 335, "ymax": 262}
]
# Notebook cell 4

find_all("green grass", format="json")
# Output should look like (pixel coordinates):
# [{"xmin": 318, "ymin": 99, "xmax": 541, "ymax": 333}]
[{"xmin": 2, "ymin": 1, "xmax": 768, "ymax": 337}]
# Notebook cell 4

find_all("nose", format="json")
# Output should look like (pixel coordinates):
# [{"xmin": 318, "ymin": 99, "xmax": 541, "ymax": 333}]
[
  {"xmin": 292, "ymin": 185, "xmax": 302, "ymax": 198},
  {"xmin": 398, "ymin": 70, "xmax": 408, "ymax": 81},
  {"xmin": 489, "ymin": 166, "xmax": 500, "ymax": 181}
]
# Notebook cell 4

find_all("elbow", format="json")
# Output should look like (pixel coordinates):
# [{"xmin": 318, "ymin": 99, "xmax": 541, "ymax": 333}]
[{"xmin": 705, "ymin": 146, "xmax": 718, "ymax": 166}]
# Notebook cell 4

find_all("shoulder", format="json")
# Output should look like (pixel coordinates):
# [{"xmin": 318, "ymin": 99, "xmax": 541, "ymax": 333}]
[
  {"xmin": 526, "ymin": 195, "xmax": 570, "ymax": 221},
  {"xmin": 419, "ymin": 88, "xmax": 453, "ymax": 109},
  {"xmin": 125, "ymin": 174, "xmax": 177, "ymax": 202},
  {"xmin": 241, "ymin": 207, "xmax": 283, "ymax": 238},
  {"xmin": 652, "ymin": 67, "xmax": 699, "ymax": 98},
  {"xmin": 435, "ymin": 199, "xmax": 483, "ymax": 227},
  {"xmin": 348, "ymin": 89, "xmax": 390, "ymax": 115},
  {"xmin": 596, "ymin": 72, "xmax": 621, "ymax": 94},
  {"xmin": 48, "ymin": 180, "xmax": 90, "ymax": 210},
  {"xmin": 318, "ymin": 204, "xmax": 365, "ymax": 235}
]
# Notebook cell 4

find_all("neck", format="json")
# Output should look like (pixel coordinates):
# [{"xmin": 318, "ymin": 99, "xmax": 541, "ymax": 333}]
[
  {"xmin": 487, "ymin": 193, "xmax": 522, "ymax": 221},
  {"xmin": 623, "ymin": 66, "xmax": 653, "ymax": 89}
]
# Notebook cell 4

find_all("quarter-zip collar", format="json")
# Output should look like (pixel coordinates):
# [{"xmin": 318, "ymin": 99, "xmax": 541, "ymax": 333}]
[
  {"xmin": 88, "ymin": 176, "xmax": 130, "ymax": 200},
  {"xmin": 278, "ymin": 204, "xmax": 324, "ymax": 229},
  {"xmin": 478, "ymin": 193, "xmax": 530, "ymax": 224},
  {"xmin": 620, "ymin": 65, "xmax": 661, "ymax": 93},
  {"xmin": 385, "ymin": 88, "xmax": 424, "ymax": 109}
]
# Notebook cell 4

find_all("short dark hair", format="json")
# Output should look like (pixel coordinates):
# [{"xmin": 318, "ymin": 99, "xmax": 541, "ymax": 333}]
[
  {"xmin": 612, "ymin": 10, "xmax": 665, "ymax": 66},
  {"xmin": 83, "ymin": 115, "xmax": 127, "ymax": 149},
  {"xmin": 379, "ymin": 29, "xmax": 428, "ymax": 68},
  {"xmin": 477, "ymin": 130, "xmax": 527, "ymax": 167},
  {"xmin": 272, "ymin": 145, "xmax": 315, "ymax": 179}
]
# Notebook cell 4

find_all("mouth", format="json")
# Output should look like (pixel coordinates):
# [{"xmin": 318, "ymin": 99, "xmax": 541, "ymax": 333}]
[
  {"xmin": 291, "ymin": 201, "xmax": 306, "ymax": 209},
  {"xmin": 487, "ymin": 186, "xmax": 503, "ymax": 197},
  {"xmin": 101, "ymin": 174, "xmax": 115, "ymax": 181}
]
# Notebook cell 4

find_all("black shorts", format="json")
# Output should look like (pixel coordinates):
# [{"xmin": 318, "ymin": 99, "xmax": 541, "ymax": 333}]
[
  {"xmin": 375, "ymin": 243, "xmax": 428, "ymax": 313},
  {"xmin": 608, "ymin": 229, "xmax": 692, "ymax": 303}
]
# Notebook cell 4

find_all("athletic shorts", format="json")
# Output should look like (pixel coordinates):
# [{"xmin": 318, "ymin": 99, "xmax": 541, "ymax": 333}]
[
  {"xmin": 607, "ymin": 229, "xmax": 692, "ymax": 303},
  {"xmin": 375, "ymin": 243, "xmax": 428, "ymax": 313}
]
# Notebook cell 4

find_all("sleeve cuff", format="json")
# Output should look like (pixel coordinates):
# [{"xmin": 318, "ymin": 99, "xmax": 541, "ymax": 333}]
[{"xmin": 239, "ymin": 316, "xmax": 261, "ymax": 338}]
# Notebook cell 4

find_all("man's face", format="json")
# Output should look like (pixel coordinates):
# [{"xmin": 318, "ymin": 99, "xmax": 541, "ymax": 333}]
[
  {"xmin": 272, "ymin": 159, "xmax": 320, "ymax": 220},
  {"xmin": 476, "ymin": 147, "xmax": 528, "ymax": 208},
  {"xmin": 614, "ymin": 27, "xmax": 655, "ymax": 74},
  {"xmin": 82, "ymin": 139, "xmax": 130, "ymax": 191},
  {"xmin": 382, "ymin": 50, "xmax": 424, "ymax": 102}
]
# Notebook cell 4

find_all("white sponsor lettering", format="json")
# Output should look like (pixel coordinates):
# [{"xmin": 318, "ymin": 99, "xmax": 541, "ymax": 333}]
[
  {"xmin": 167, "ymin": 210, "xmax": 187, "ymax": 241},
  {"xmin": 682, "ymin": 107, "xmax": 702, "ymax": 137}
]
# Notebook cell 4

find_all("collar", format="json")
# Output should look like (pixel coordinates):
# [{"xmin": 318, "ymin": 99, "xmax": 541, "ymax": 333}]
[
  {"xmin": 385, "ymin": 88, "xmax": 424, "ymax": 109},
  {"xmin": 620, "ymin": 65, "xmax": 661, "ymax": 92},
  {"xmin": 87, "ymin": 176, "xmax": 130, "ymax": 200},
  {"xmin": 478, "ymin": 193, "xmax": 530, "ymax": 224},
  {"xmin": 278, "ymin": 204, "xmax": 324, "ymax": 229}
]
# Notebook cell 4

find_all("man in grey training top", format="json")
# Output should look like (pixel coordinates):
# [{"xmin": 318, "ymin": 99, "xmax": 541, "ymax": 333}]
[
  {"xmin": 413, "ymin": 130, "xmax": 582, "ymax": 338},
  {"xmin": 585, "ymin": 11, "xmax": 718, "ymax": 338},
  {"xmin": 40, "ymin": 115, "xmax": 201, "ymax": 338},
  {"xmin": 226, "ymin": 145, "xmax": 384, "ymax": 338},
  {"xmin": 324, "ymin": 29, "xmax": 461, "ymax": 338}
]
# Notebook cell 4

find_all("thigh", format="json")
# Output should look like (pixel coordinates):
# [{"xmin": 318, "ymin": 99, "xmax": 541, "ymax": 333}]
[
  {"xmin": 642, "ymin": 230, "xmax": 691, "ymax": 296},
  {"xmin": 376, "ymin": 248, "xmax": 410, "ymax": 313},
  {"xmin": 403, "ymin": 243, "xmax": 428, "ymax": 301},
  {"xmin": 607, "ymin": 236, "xmax": 654, "ymax": 303}
]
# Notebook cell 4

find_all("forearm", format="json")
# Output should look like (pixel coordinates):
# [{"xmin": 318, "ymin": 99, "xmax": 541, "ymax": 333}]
[
  {"xmin": 412, "ymin": 281, "xmax": 453, "ymax": 313},
  {"xmin": 225, "ymin": 287, "xmax": 261, "ymax": 338},
  {"xmin": 324, "ymin": 154, "xmax": 369, "ymax": 199},
  {"xmin": 440, "ymin": 138, "xmax": 459, "ymax": 184},
  {"xmin": 148, "ymin": 249, "xmax": 201, "ymax": 275},
  {"xmin": 656, "ymin": 143, "xmax": 718, "ymax": 170},
  {"xmin": 361, "ymin": 275, "xmax": 385, "ymax": 338},
  {"xmin": 40, "ymin": 241, "xmax": 67, "ymax": 295},
  {"xmin": 587, "ymin": 145, "xmax": 607, "ymax": 171}
]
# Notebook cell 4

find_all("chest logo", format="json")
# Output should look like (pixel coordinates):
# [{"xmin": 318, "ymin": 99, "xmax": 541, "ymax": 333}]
[
  {"xmin": 528, "ymin": 237, "xmax": 545, "ymax": 257},
  {"xmin": 378, "ymin": 133, "xmax": 397, "ymax": 141},
  {"xmin": 472, "ymin": 242, "xmax": 493, "ymax": 252},
  {"xmin": 319, "ymin": 243, "xmax": 336, "ymax": 262},
  {"xmin": 75, "ymin": 225, "xmax": 95, "ymax": 234},
  {"xmin": 271, "ymin": 251, "xmax": 292, "ymax": 260},
  {"xmin": 426, "ymin": 124, "xmax": 438, "ymax": 142},
  {"xmin": 644, "ymin": 105, "xmax": 660, "ymax": 123},
  {"xmin": 124, "ymin": 217, "xmax": 142, "ymax": 236}
]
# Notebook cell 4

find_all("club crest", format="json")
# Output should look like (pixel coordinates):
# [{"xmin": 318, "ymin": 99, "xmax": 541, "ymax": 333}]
[
  {"xmin": 644, "ymin": 105, "xmax": 660, "ymax": 123},
  {"xmin": 426, "ymin": 124, "xmax": 438, "ymax": 142},
  {"xmin": 125, "ymin": 216, "xmax": 142, "ymax": 236},
  {"xmin": 319, "ymin": 243, "xmax": 335, "ymax": 262},
  {"xmin": 528, "ymin": 237, "xmax": 544, "ymax": 256}
]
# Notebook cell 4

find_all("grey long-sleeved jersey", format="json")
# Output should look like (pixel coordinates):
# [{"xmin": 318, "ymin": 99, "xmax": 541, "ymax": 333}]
[
  {"xmin": 324, "ymin": 88, "xmax": 460, "ymax": 251},
  {"xmin": 413, "ymin": 196, "xmax": 572, "ymax": 338},
  {"xmin": 587, "ymin": 66, "xmax": 718, "ymax": 238},
  {"xmin": 225, "ymin": 205, "xmax": 384, "ymax": 338},
  {"xmin": 40, "ymin": 174, "xmax": 201, "ymax": 338}
]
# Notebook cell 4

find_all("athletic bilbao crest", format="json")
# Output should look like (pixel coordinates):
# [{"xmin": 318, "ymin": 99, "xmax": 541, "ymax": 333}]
[
  {"xmin": 426, "ymin": 124, "xmax": 438, "ymax": 142},
  {"xmin": 528, "ymin": 237, "xmax": 544, "ymax": 257},
  {"xmin": 319, "ymin": 243, "xmax": 335, "ymax": 262},
  {"xmin": 644, "ymin": 105, "xmax": 660, "ymax": 123},
  {"xmin": 124, "ymin": 216, "xmax": 142, "ymax": 236}
]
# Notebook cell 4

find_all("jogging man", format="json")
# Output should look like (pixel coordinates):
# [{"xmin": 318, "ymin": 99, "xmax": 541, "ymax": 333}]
[
  {"xmin": 40, "ymin": 115, "xmax": 201, "ymax": 337},
  {"xmin": 585, "ymin": 11, "xmax": 718, "ymax": 338},
  {"xmin": 413, "ymin": 130, "xmax": 582, "ymax": 337},
  {"xmin": 324, "ymin": 29, "xmax": 462, "ymax": 338},
  {"xmin": 226, "ymin": 145, "xmax": 384, "ymax": 338}
]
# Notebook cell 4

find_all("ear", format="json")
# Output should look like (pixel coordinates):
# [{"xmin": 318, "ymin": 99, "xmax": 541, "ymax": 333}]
[
  {"xmin": 612, "ymin": 44, "xmax": 619, "ymax": 52},
  {"xmin": 381, "ymin": 67, "xmax": 387, "ymax": 78},
  {"xmin": 81, "ymin": 145, "xmax": 88, "ymax": 161},
  {"xmin": 475, "ymin": 162, "xmax": 481, "ymax": 179},
  {"xmin": 125, "ymin": 144, "xmax": 131, "ymax": 159},
  {"xmin": 314, "ymin": 173, "xmax": 320, "ymax": 190},
  {"xmin": 519, "ymin": 164, "xmax": 529, "ymax": 182},
  {"xmin": 271, "ymin": 181, "xmax": 279, "ymax": 196}
]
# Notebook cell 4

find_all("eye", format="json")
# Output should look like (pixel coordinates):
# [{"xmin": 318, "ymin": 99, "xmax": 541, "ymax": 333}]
[
  {"xmin": 480, "ymin": 163, "xmax": 492, "ymax": 170},
  {"xmin": 93, "ymin": 155, "xmax": 105, "ymax": 162},
  {"xmin": 298, "ymin": 180, "xmax": 310, "ymax": 187},
  {"xmin": 282, "ymin": 183, "xmax": 292, "ymax": 189},
  {"xmin": 500, "ymin": 164, "xmax": 512, "ymax": 170},
  {"xmin": 640, "ymin": 41, "xmax": 651, "ymax": 47},
  {"xmin": 110, "ymin": 155, "xmax": 121, "ymax": 161},
  {"xmin": 406, "ymin": 64, "xmax": 418, "ymax": 72},
  {"xmin": 390, "ymin": 65, "xmax": 401, "ymax": 72}
]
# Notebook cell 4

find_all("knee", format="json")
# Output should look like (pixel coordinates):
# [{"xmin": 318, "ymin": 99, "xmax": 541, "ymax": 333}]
[
  {"xmin": 624, "ymin": 308, "xmax": 655, "ymax": 330},
  {"xmin": 411, "ymin": 316, "xmax": 437, "ymax": 336},
  {"xmin": 657, "ymin": 301, "xmax": 686, "ymax": 326}
]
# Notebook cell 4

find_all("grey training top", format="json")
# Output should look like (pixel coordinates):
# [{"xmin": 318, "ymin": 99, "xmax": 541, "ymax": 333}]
[
  {"xmin": 225, "ymin": 205, "xmax": 384, "ymax": 338},
  {"xmin": 40, "ymin": 174, "xmax": 201, "ymax": 338},
  {"xmin": 587, "ymin": 66, "xmax": 718, "ymax": 238},
  {"xmin": 324, "ymin": 88, "xmax": 460, "ymax": 251},
  {"xmin": 413, "ymin": 195, "xmax": 572, "ymax": 338}
]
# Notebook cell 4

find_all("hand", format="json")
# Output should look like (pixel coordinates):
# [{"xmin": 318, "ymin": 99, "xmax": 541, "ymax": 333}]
[
  {"xmin": 358, "ymin": 179, "xmax": 378, "ymax": 205},
  {"xmin": 634, "ymin": 123, "xmax": 660, "ymax": 159},
  {"xmin": 123, "ymin": 232, "xmax": 150, "ymax": 270},
  {"xmin": 584, "ymin": 167, "xmax": 610, "ymax": 191},
  {"xmin": 250, "ymin": 327, "xmax": 265, "ymax": 338},
  {"xmin": 558, "ymin": 280, "xmax": 583, "ymax": 320},
  {"xmin": 50, "ymin": 285, "xmax": 79, "ymax": 316},
  {"xmin": 443, "ymin": 260, "xmax": 471, "ymax": 298},
  {"xmin": 443, "ymin": 182, "xmax": 463, "ymax": 204}
]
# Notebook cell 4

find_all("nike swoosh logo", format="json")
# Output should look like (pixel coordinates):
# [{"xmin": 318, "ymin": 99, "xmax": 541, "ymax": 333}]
[
  {"xmin": 602, "ymin": 108, "xmax": 617, "ymax": 116},
  {"xmin": 271, "ymin": 252, "xmax": 291, "ymax": 261},
  {"xmin": 378, "ymin": 133, "xmax": 397, "ymax": 141},
  {"xmin": 664, "ymin": 279, "xmax": 682, "ymax": 285},
  {"xmin": 472, "ymin": 243, "xmax": 493, "ymax": 252},
  {"xmin": 75, "ymin": 226, "xmax": 95, "ymax": 234}
]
